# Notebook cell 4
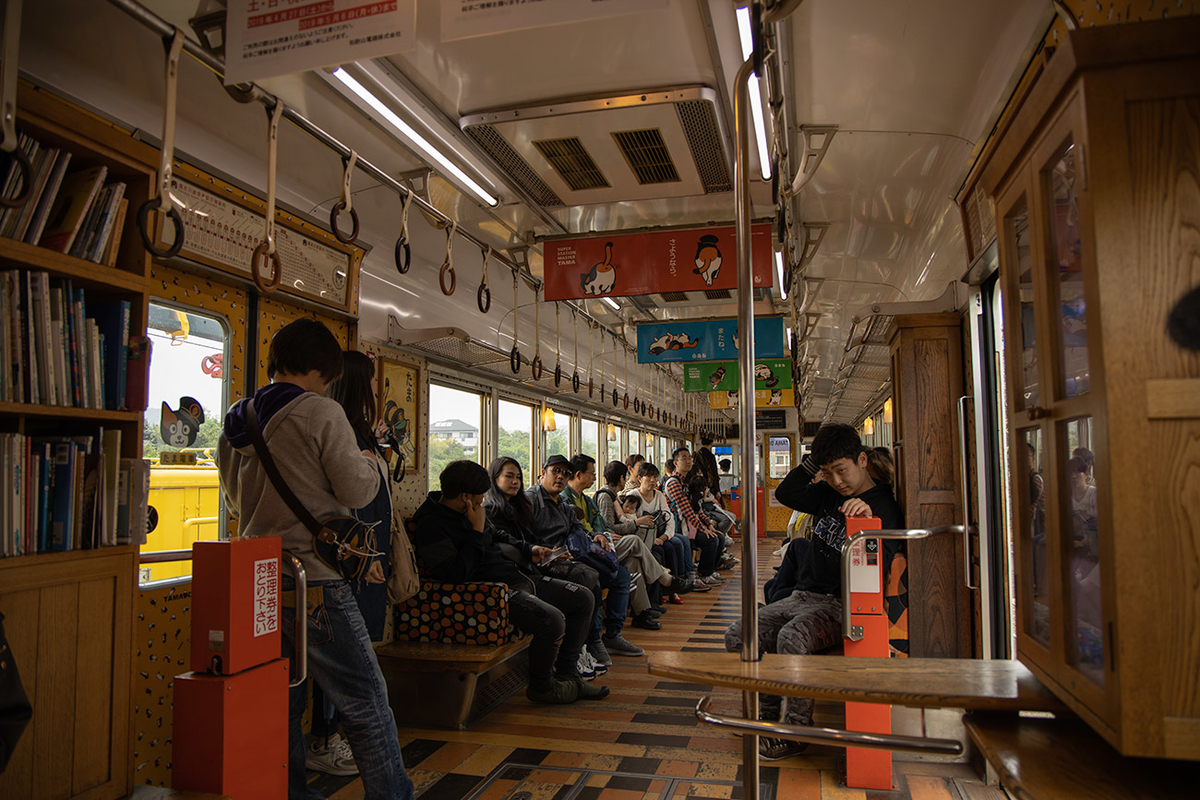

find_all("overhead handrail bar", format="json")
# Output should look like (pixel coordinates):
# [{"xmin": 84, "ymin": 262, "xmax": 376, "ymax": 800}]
[
  {"xmin": 695, "ymin": 697, "xmax": 963, "ymax": 755},
  {"xmin": 841, "ymin": 526, "xmax": 966, "ymax": 641},
  {"xmin": 104, "ymin": 0, "xmax": 613, "ymax": 330}
]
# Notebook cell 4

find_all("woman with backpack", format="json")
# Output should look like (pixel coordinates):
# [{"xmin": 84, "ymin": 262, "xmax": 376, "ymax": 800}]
[{"xmin": 625, "ymin": 461, "xmax": 708, "ymax": 601}]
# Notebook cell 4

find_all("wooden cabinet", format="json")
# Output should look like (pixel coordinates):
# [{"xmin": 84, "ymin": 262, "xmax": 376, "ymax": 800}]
[
  {"xmin": 0, "ymin": 85, "xmax": 154, "ymax": 797},
  {"xmin": 978, "ymin": 18, "xmax": 1200, "ymax": 759}
]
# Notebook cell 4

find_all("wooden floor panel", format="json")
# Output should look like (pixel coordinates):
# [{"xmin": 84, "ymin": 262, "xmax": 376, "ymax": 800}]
[{"xmin": 310, "ymin": 536, "xmax": 993, "ymax": 799}]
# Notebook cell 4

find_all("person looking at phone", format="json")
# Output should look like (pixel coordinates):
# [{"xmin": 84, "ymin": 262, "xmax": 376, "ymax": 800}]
[{"xmin": 414, "ymin": 459, "xmax": 605, "ymax": 703}]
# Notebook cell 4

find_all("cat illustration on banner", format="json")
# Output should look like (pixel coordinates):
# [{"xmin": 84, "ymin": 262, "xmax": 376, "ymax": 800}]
[
  {"xmin": 161, "ymin": 396, "xmax": 204, "ymax": 447},
  {"xmin": 693, "ymin": 235, "xmax": 722, "ymax": 286},
  {"xmin": 648, "ymin": 332, "xmax": 702, "ymax": 355},
  {"xmin": 768, "ymin": 389, "xmax": 783, "ymax": 405},
  {"xmin": 708, "ymin": 364, "xmax": 726, "ymax": 388},
  {"xmin": 581, "ymin": 241, "xmax": 617, "ymax": 295},
  {"xmin": 755, "ymin": 363, "xmax": 780, "ymax": 387}
]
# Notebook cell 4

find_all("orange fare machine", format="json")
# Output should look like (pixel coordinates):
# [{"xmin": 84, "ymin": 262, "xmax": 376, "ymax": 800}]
[
  {"xmin": 173, "ymin": 537, "xmax": 295, "ymax": 799},
  {"xmin": 842, "ymin": 515, "xmax": 893, "ymax": 791}
]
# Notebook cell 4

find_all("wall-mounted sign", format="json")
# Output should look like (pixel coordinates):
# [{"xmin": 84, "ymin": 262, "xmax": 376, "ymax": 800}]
[
  {"xmin": 442, "ymin": 0, "xmax": 667, "ymax": 41},
  {"xmin": 709, "ymin": 388, "xmax": 794, "ymax": 409},
  {"xmin": 154, "ymin": 161, "xmax": 364, "ymax": 315},
  {"xmin": 636, "ymin": 316, "xmax": 785, "ymax": 363},
  {"xmin": 224, "ymin": 0, "xmax": 416, "ymax": 84},
  {"xmin": 543, "ymin": 223, "xmax": 773, "ymax": 301},
  {"xmin": 756, "ymin": 410, "xmax": 789, "ymax": 429},
  {"xmin": 683, "ymin": 358, "xmax": 792, "ymax": 392}
]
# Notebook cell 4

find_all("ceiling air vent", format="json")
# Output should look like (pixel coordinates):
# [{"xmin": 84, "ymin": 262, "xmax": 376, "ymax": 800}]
[
  {"xmin": 660, "ymin": 291, "xmax": 689, "ymax": 302},
  {"xmin": 465, "ymin": 124, "xmax": 564, "ymax": 207},
  {"xmin": 704, "ymin": 289, "xmax": 731, "ymax": 300},
  {"xmin": 613, "ymin": 128, "xmax": 680, "ymax": 185},
  {"xmin": 677, "ymin": 100, "xmax": 731, "ymax": 193},
  {"xmin": 532, "ymin": 137, "xmax": 610, "ymax": 192}
]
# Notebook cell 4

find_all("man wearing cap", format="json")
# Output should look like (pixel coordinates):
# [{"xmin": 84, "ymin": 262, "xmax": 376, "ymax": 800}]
[{"xmin": 527, "ymin": 454, "xmax": 642, "ymax": 663}]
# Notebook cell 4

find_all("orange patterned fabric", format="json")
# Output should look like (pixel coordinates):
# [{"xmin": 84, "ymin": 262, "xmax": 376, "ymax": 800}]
[{"xmin": 394, "ymin": 519, "xmax": 516, "ymax": 645}]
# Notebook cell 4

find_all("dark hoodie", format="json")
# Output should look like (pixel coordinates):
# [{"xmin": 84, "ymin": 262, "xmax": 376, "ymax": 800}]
[
  {"xmin": 222, "ymin": 382, "xmax": 308, "ymax": 448},
  {"xmin": 413, "ymin": 492, "xmax": 530, "ymax": 590}
]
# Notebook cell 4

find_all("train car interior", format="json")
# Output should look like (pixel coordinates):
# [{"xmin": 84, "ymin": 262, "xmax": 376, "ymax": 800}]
[{"xmin": 0, "ymin": 1, "xmax": 1197, "ymax": 799}]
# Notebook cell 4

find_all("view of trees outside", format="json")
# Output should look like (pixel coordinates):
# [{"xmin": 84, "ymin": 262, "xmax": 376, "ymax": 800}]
[
  {"xmin": 428, "ymin": 384, "xmax": 483, "ymax": 486},
  {"xmin": 498, "ymin": 399, "xmax": 534, "ymax": 482},
  {"xmin": 581, "ymin": 418, "xmax": 598, "ymax": 464},
  {"xmin": 626, "ymin": 428, "xmax": 639, "ymax": 461},
  {"xmin": 544, "ymin": 410, "xmax": 572, "ymax": 461},
  {"xmin": 611, "ymin": 424, "xmax": 624, "ymax": 463}
]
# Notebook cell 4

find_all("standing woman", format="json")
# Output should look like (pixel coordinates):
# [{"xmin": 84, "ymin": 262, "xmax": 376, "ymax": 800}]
[
  {"xmin": 305, "ymin": 350, "xmax": 391, "ymax": 775},
  {"xmin": 663, "ymin": 448, "xmax": 724, "ymax": 586}
]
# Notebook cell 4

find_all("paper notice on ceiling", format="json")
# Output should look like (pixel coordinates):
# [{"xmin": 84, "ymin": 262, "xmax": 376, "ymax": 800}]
[
  {"xmin": 224, "ymin": 0, "xmax": 416, "ymax": 85},
  {"xmin": 442, "ymin": 0, "xmax": 668, "ymax": 41}
]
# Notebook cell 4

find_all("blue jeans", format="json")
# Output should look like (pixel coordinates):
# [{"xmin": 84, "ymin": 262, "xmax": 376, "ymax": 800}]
[
  {"xmin": 599, "ymin": 563, "xmax": 631, "ymax": 637},
  {"xmin": 667, "ymin": 534, "xmax": 693, "ymax": 576},
  {"xmin": 282, "ymin": 579, "xmax": 414, "ymax": 800}
]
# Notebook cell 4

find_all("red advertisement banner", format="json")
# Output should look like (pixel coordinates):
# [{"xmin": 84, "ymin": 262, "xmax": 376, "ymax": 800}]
[{"xmin": 543, "ymin": 223, "xmax": 774, "ymax": 301}]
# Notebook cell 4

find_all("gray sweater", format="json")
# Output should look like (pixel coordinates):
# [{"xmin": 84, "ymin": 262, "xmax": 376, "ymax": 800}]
[{"xmin": 218, "ymin": 392, "xmax": 381, "ymax": 581}]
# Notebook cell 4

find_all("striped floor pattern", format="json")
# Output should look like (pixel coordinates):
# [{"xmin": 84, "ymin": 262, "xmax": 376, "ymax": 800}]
[{"xmin": 311, "ymin": 536, "xmax": 1003, "ymax": 800}]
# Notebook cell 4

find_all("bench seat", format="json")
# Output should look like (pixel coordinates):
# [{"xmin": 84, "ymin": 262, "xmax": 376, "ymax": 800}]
[
  {"xmin": 647, "ymin": 653, "xmax": 1066, "ymax": 712},
  {"xmin": 376, "ymin": 636, "xmax": 530, "ymax": 730},
  {"xmin": 964, "ymin": 712, "xmax": 1196, "ymax": 799}
]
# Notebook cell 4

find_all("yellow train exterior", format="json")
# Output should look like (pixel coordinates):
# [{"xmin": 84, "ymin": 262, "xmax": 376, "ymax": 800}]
[{"xmin": 142, "ymin": 461, "xmax": 221, "ymax": 583}]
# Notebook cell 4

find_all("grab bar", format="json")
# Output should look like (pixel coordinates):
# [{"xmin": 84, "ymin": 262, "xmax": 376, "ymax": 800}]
[
  {"xmin": 695, "ymin": 696, "xmax": 962, "ymax": 755},
  {"xmin": 957, "ymin": 396, "xmax": 978, "ymax": 589},
  {"xmin": 841, "ymin": 525, "xmax": 965, "ymax": 641}
]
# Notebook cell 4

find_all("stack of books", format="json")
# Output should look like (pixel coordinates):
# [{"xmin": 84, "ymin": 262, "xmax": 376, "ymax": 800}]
[
  {"xmin": 0, "ymin": 269, "xmax": 136, "ymax": 410},
  {"xmin": 0, "ymin": 132, "xmax": 129, "ymax": 266},
  {"xmin": 0, "ymin": 428, "xmax": 150, "ymax": 557}
]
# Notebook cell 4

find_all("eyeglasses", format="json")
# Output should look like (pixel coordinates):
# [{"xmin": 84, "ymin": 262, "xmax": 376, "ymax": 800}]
[{"xmin": 547, "ymin": 466, "xmax": 570, "ymax": 476}]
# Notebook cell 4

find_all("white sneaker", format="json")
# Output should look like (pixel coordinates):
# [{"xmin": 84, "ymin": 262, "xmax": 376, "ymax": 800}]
[
  {"xmin": 577, "ymin": 651, "xmax": 597, "ymax": 680},
  {"xmin": 306, "ymin": 733, "xmax": 359, "ymax": 776},
  {"xmin": 701, "ymin": 573, "xmax": 724, "ymax": 586}
]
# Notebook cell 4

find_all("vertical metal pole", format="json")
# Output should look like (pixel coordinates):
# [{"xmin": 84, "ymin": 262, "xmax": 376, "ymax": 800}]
[{"xmin": 734, "ymin": 52, "xmax": 761, "ymax": 800}]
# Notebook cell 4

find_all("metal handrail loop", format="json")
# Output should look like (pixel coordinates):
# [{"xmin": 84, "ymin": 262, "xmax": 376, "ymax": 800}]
[
  {"xmin": 695, "ymin": 696, "xmax": 963, "ymax": 756},
  {"xmin": 840, "ymin": 525, "xmax": 966, "ymax": 641},
  {"xmin": 251, "ymin": 99, "xmax": 283, "ymax": 293},
  {"xmin": 136, "ymin": 28, "xmax": 186, "ymax": 258},
  {"xmin": 282, "ymin": 553, "xmax": 307, "ymax": 688}
]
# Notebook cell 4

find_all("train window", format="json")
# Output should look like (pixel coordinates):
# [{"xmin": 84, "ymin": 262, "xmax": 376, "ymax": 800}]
[
  {"xmin": 581, "ymin": 418, "xmax": 600, "ymax": 464},
  {"xmin": 141, "ymin": 302, "xmax": 229, "ymax": 585},
  {"xmin": 1019, "ymin": 426, "xmax": 1050, "ymax": 648},
  {"xmin": 610, "ymin": 423, "xmax": 625, "ymax": 462},
  {"xmin": 1008, "ymin": 196, "xmax": 1039, "ymax": 408},
  {"xmin": 429, "ymin": 383, "xmax": 484, "ymax": 484},
  {"xmin": 544, "ymin": 408, "xmax": 572, "ymax": 459},
  {"xmin": 657, "ymin": 436, "xmax": 668, "ymax": 469},
  {"xmin": 626, "ymin": 428, "xmax": 639, "ymax": 462},
  {"xmin": 1061, "ymin": 415, "xmax": 1102, "ymax": 685},
  {"xmin": 1044, "ymin": 140, "xmax": 1089, "ymax": 398},
  {"xmin": 498, "ymin": 398, "xmax": 535, "ymax": 482}
]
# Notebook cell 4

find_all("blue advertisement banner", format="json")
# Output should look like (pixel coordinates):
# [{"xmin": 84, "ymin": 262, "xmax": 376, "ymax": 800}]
[{"xmin": 635, "ymin": 316, "xmax": 786, "ymax": 363}]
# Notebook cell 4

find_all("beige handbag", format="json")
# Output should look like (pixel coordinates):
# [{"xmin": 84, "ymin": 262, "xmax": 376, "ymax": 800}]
[{"xmin": 386, "ymin": 515, "xmax": 421, "ymax": 604}]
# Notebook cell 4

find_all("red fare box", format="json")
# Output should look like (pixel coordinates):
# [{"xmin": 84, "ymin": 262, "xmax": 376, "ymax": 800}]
[{"xmin": 190, "ymin": 536, "xmax": 281, "ymax": 674}]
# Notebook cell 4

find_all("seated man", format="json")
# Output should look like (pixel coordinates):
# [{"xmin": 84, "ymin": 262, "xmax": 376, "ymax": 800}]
[
  {"xmin": 526, "ymin": 455, "xmax": 642, "ymax": 664},
  {"xmin": 564, "ymin": 454, "xmax": 691, "ymax": 630},
  {"xmin": 724, "ymin": 423, "xmax": 901, "ymax": 761},
  {"xmin": 413, "ymin": 460, "xmax": 607, "ymax": 703}
]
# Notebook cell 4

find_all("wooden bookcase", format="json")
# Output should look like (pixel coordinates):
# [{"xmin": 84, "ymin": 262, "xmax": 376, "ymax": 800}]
[
  {"xmin": 0, "ymin": 85, "xmax": 154, "ymax": 799},
  {"xmin": 974, "ymin": 18, "xmax": 1200, "ymax": 759}
]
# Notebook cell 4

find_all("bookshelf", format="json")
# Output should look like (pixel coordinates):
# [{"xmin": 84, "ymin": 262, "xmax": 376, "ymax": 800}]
[{"xmin": 0, "ymin": 84, "xmax": 153, "ymax": 800}]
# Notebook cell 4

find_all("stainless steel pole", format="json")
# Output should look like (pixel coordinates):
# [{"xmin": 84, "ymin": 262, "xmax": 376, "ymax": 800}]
[{"xmin": 733, "ymin": 51, "xmax": 761, "ymax": 800}]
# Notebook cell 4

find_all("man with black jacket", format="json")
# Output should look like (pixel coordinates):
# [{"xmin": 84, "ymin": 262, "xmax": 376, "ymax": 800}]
[
  {"xmin": 414, "ymin": 460, "xmax": 607, "ymax": 704},
  {"xmin": 724, "ymin": 424, "xmax": 901, "ymax": 760}
]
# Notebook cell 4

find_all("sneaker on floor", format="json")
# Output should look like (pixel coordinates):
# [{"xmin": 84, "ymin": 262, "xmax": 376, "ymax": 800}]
[
  {"xmin": 577, "ymin": 651, "xmax": 596, "ymax": 680},
  {"xmin": 572, "ymin": 675, "xmax": 611, "ymax": 700},
  {"xmin": 759, "ymin": 737, "xmax": 809, "ymax": 761},
  {"xmin": 631, "ymin": 611, "xmax": 661, "ymax": 630},
  {"xmin": 587, "ymin": 638, "xmax": 613, "ymax": 666},
  {"xmin": 664, "ymin": 574, "xmax": 693, "ymax": 595},
  {"xmin": 687, "ymin": 577, "xmax": 711, "ymax": 593},
  {"xmin": 306, "ymin": 733, "xmax": 359, "ymax": 776},
  {"xmin": 701, "ymin": 573, "xmax": 724, "ymax": 586},
  {"xmin": 602, "ymin": 633, "xmax": 645, "ymax": 657},
  {"xmin": 527, "ymin": 677, "xmax": 580, "ymax": 704}
]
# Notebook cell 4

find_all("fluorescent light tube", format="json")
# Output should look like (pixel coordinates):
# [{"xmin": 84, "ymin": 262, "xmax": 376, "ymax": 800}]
[
  {"xmin": 775, "ymin": 251, "xmax": 787, "ymax": 299},
  {"xmin": 332, "ymin": 68, "xmax": 499, "ymax": 207},
  {"xmin": 736, "ymin": 7, "xmax": 772, "ymax": 181},
  {"xmin": 603, "ymin": 296, "xmax": 621, "ymax": 311}
]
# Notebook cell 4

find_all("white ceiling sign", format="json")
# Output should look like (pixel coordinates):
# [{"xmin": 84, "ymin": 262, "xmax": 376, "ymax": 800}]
[
  {"xmin": 224, "ymin": 0, "xmax": 416, "ymax": 85},
  {"xmin": 441, "ymin": 0, "xmax": 667, "ymax": 42}
]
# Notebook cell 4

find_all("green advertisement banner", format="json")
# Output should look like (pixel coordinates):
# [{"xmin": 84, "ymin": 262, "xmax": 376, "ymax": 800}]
[{"xmin": 683, "ymin": 359, "xmax": 792, "ymax": 392}]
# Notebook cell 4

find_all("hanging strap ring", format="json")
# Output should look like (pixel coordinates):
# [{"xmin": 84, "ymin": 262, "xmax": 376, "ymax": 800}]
[
  {"xmin": 330, "ymin": 151, "xmax": 359, "ymax": 244},
  {"xmin": 250, "ymin": 99, "xmax": 284, "ymax": 294},
  {"xmin": 394, "ymin": 191, "xmax": 412, "ymax": 274},
  {"xmin": 572, "ymin": 371, "xmax": 581, "ymax": 393},
  {"xmin": 510, "ymin": 345, "xmax": 521, "ymax": 374},
  {"xmin": 138, "ymin": 30, "xmax": 187, "ymax": 258},
  {"xmin": 251, "ymin": 242, "xmax": 283, "ymax": 293},
  {"xmin": 588, "ymin": 377, "xmax": 594, "ymax": 398},
  {"xmin": 477, "ymin": 246, "xmax": 491, "ymax": 313},
  {"xmin": 612, "ymin": 388, "xmax": 619, "ymax": 407},
  {"xmin": 530, "ymin": 356, "xmax": 544, "ymax": 380},
  {"xmin": 439, "ymin": 220, "xmax": 457, "ymax": 296},
  {"xmin": 623, "ymin": 392, "xmax": 630, "ymax": 410},
  {"xmin": 554, "ymin": 362, "xmax": 563, "ymax": 387}
]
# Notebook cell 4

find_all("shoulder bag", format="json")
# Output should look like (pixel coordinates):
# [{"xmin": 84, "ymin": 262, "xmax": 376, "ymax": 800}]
[{"xmin": 244, "ymin": 399, "xmax": 381, "ymax": 582}]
